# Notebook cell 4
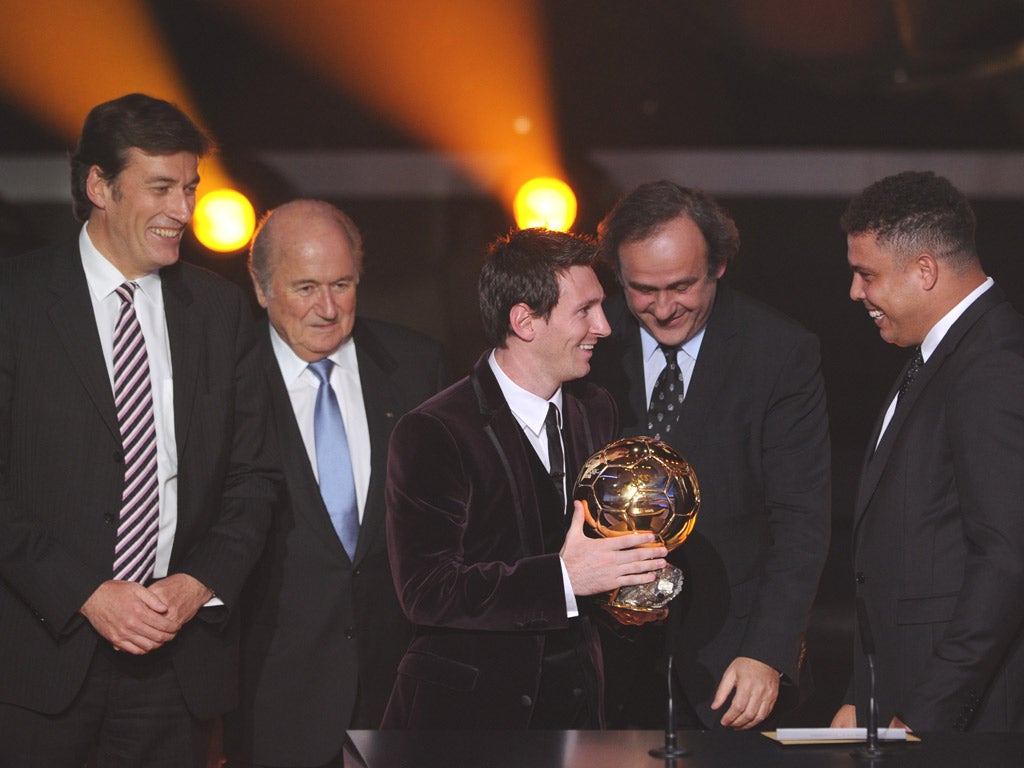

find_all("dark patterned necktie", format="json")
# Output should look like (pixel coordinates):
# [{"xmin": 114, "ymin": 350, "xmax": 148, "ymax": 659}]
[
  {"xmin": 112, "ymin": 282, "xmax": 160, "ymax": 583},
  {"xmin": 898, "ymin": 346, "xmax": 924, "ymax": 401},
  {"xmin": 647, "ymin": 345, "xmax": 685, "ymax": 440},
  {"xmin": 545, "ymin": 403, "xmax": 566, "ymax": 512}
]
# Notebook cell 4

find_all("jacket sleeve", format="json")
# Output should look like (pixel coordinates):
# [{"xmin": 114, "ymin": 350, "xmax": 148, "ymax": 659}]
[
  {"xmin": 902, "ymin": 348, "xmax": 1024, "ymax": 729},
  {"xmin": 385, "ymin": 408, "xmax": 569, "ymax": 632},
  {"xmin": 737, "ymin": 330, "xmax": 831, "ymax": 682}
]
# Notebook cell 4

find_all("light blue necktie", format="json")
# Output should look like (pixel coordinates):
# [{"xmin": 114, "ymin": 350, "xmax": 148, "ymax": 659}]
[{"xmin": 309, "ymin": 359, "xmax": 359, "ymax": 559}]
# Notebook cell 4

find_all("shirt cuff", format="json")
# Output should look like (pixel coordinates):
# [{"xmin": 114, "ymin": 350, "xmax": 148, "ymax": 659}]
[{"xmin": 559, "ymin": 556, "xmax": 579, "ymax": 618}]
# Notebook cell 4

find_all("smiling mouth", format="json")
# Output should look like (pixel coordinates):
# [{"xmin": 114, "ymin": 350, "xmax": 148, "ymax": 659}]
[
  {"xmin": 150, "ymin": 227, "xmax": 183, "ymax": 239},
  {"xmin": 868, "ymin": 309, "xmax": 884, "ymax": 320}
]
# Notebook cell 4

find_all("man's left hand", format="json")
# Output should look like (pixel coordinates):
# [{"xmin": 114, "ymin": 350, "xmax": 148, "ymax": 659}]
[
  {"xmin": 711, "ymin": 656, "xmax": 780, "ymax": 730},
  {"xmin": 148, "ymin": 573, "xmax": 214, "ymax": 632}
]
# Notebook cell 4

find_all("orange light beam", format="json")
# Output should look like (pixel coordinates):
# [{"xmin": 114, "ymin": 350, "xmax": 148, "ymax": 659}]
[
  {"xmin": 220, "ymin": 0, "xmax": 566, "ymax": 216},
  {"xmin": 0, "ymin": 0, "xmax": 232, "ymax": 202}
]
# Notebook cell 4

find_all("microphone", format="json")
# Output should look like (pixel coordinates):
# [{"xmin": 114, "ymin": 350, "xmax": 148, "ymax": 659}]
[
  {"xmin": 648, "ymin": 652, "xmax": 689, "ymax": 758},
  {"xmin": 852, "ymin": 596, "xmax": 886, "ymax": 760}
]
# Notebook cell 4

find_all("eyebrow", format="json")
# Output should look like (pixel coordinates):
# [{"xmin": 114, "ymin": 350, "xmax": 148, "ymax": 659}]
[
  {"xmin": 627, "ymin": 277, "xmax": 697, "ymax": 291},
  {"xmin": 145, "ymin": 174, "xmax": 201, "ymax": 186}
]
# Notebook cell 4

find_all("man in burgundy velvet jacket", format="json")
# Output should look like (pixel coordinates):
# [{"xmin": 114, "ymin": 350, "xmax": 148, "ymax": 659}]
[{"xmin": 382, "ymin": 228, "xmax": 669, "ymax": 729}]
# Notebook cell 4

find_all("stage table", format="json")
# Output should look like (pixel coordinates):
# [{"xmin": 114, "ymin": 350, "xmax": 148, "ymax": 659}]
[{"xmin": 347, "ymin": 728, "xmax": 1024, "ymax": 767}]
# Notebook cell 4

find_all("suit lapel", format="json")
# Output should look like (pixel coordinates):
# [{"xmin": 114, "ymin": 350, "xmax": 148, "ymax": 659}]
[
  {"xmin": 673, "ymin": 285, "xmax": 740, "ymax": 450},
  {"xmin": 597, "ymin": 295, "xmax": 647, "ymax": 436},
  {"xmin": 261, "ymin": 333, "xmax": 349, "ymax": 558},
  {"xmin": 352, "ymin": 323, "xmax": 399, "ymax": 565},
  {"xmin": 561, "ymin": 384, "xmax": 598, "ymax": 487},
  {"xmin": 46, "ymin": 245, "xmax": 120, "ymax": 442},
  {"xmin": 162, "ymin": 264, "xmax": 200, "ymax": 459},
  {"xmin": 471, "ymin": 354, "xmax": 544, "ymax": 556},
  {"xmin": 854, "ymin": 284, "xmax": 1007, "ymax": 527}
]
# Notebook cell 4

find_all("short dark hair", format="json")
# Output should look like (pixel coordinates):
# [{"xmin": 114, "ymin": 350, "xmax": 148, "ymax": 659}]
[
  {"xmin": 479, "ymin": 227, "xmax": 598, "ymax": 348},
  {"xmin": 249, "ymin": 199, "xmax": 365, "ymax": 296},
  {"xmin": 70, "ymin": 93, "xmax": 211, "ymax": 221},
  {"xmin": 598, "ymin": 180, "xmax": 739, "ymax": 278},
  {"xmin": 841, "ymin": 171, "xmax": 977, "ymax": 269}
]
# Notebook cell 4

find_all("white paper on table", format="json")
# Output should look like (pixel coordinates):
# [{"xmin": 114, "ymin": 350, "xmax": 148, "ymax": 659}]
[{"xmin": 765, "ymin": 728, "xmax": 915, "ymax": 745}]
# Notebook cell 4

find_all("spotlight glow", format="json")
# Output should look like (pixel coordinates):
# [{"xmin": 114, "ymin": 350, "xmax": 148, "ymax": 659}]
[
  {"xmin": 192, "ymin": 189, "xmax": 256, "ymax": 252},
  {"xmin": 513, "ymin": 177, "xmax": 577, "ymax": 232}
]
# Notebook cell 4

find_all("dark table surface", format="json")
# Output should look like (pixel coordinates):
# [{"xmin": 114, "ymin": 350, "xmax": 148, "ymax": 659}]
[{"xmin": 347, "ymin": 728, "xmax": 1024, "ymax": 768}]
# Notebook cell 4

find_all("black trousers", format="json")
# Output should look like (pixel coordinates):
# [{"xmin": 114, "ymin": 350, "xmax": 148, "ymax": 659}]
[{"xmin": 0, "ymin": 643, "xmax": 211, "ymax": 768}]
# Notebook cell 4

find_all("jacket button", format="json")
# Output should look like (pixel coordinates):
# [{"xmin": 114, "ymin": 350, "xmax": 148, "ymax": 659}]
[
  {"xmin": 103, "ymin": 512, "xmax": 116, "ymax": 525},
  {"xmin": 353, "ymin": 568, "xmax": 361, "ymax": 577},
  {"xmin": 520, "ymin": 695, "xmax": 533, "ymax": 708},
  {"xmin": 855, "ymin": 572, "xmax": 866, "ymax": 584},
  {"xmin": 344, "ymin": 627, "xmax": 355, "ymax": 640}
]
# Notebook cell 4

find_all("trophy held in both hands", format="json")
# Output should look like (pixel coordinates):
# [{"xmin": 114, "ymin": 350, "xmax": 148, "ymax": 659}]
[{"xmin": 573, "ymin": 436, "xmax": 700, "ymax": 625}]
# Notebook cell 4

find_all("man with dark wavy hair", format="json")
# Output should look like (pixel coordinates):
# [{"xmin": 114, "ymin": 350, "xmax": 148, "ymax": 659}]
[
  {"xmin": 589, "ymin": 180, "xmax": 830, "ymax": 731},
  {"xmin": 832, "ymin": 171, "xmax": 1024, "ymax": 732},
  {"xmin": 0, "ymin": 93, "xmax": 277, "ymax": 766}
]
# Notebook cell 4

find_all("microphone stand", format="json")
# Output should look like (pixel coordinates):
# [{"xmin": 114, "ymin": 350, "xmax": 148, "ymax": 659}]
[
  {"xmin": 650, "ymin": 604, "xmax": 689, "ymax": 759},
  {"xmin": 852, "ymin": 596, "xmax": 887, "ymax": 760}
]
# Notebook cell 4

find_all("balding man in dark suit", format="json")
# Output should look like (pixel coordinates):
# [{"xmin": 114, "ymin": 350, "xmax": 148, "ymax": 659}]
[{"xmin": 223, "ymin": 200, "xmax": 447, "ymax": 768}]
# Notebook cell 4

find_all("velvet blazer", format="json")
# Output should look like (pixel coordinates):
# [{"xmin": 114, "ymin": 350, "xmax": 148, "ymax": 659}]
[{"xmin": 382, "ymin": 352, "xmax": 616, "ymax": 728}]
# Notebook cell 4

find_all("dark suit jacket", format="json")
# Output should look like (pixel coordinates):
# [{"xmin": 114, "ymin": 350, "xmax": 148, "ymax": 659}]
[
  {"xmin": 587, "ymin": 285, "xmax": 831, "ymax": 727},
  {"xmin": 225, "ymin": 318, "xmax": 446, "ymax": 766},
  {"xmin": 851, "ymin": 283, "xmax": 1024, "ymax": 731},
  {"xmin": 0, "ymin": 241, "xmax": 277, "ymax": 719},
  {"xmin": 381, "ymin": 353, "xmax": 616, "ymax": 729}
]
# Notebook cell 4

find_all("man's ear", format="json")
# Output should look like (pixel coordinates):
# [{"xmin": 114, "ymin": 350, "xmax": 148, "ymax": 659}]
[
  {"xmin": 250, "ymin": 269, "xmax": 270, "ymax": 309},
  {"xmin": 915, "ymin": 252, "xmax": 939, "ymax": 291},
  {"xmin": 85, "ymin": 165, "xmax": 111, "ymax": 211},
  {"xmin": 508, "ymin": 302, "xmax": 536, "ymax": 342}
]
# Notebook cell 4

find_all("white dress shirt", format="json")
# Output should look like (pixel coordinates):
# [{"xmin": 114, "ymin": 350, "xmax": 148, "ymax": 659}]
[
  {"xmin": 268, "ymin": 326, "xmax": 371, "ymax": 521},
  {"xmin": 877, "ymin": 276, "xmax": 994, "ymax": 445},
  {"xmin": 641, "ymin": 324, "xmax": 706, "ymax": 408},
  {"xmin": 80, "ymin": 224, "xmax": 179, "ymax": 579},
  {"xmin": 488, "ymin": 352, "xmax": 579, "ymax": 618}
]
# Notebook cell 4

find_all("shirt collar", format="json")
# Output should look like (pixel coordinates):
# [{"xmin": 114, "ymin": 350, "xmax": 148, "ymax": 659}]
[
  {"xmin": 268, "ymin": 323, "xmax": 357, "ymax": 385},
  {"xmin": 920, "ymin": 276, "xmax": 993, "ymax": 362},
  {"xmin": 487, "ymin": 349, "xmax": 563, "ymax": 438},
  {"xmin": 640, "ymin": 323, "xmax": 707, "ymax": 363},
  {"xmin": 79, "ymin": 223, "xmax": 161, "ymax": 302}
]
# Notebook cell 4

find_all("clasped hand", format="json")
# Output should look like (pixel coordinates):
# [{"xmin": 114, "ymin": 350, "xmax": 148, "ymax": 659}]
[{"xmin": 79, "ymin": 573, "xmax": 213, "ymax": 655}]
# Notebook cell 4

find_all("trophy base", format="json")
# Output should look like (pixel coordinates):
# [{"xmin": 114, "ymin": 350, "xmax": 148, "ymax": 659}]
[{"xmin": 604, "ymin": 565, "xmax": 684, "ymax": 625}]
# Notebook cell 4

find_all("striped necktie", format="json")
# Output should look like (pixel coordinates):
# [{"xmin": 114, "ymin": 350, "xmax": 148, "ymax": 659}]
[{"xmin": 112, "ymin": 282, "xmax": 160, "ymax": 583}]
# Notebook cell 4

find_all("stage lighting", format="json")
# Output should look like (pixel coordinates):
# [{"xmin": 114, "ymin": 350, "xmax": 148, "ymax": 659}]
[
  {"xmin": 192, "ymin": 189, "xmax": 256, "ymax": 253},
  {"xmin": 513, "ymin": 177, "xmax": 577, "ymax": 232}
]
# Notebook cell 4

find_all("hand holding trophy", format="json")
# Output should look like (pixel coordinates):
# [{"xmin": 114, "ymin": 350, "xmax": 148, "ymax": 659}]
[{"xmin": 573, "ymin": 436, "xmax": 699, "ymax": 625}]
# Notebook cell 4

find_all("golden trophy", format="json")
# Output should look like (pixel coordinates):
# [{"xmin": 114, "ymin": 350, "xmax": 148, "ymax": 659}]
[{"xmin": 573, "ymin": 436, "xmax": 699, "ymax": 625}]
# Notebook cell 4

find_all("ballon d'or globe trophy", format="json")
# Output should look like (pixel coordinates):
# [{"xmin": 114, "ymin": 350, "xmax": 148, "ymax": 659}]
[{"xmin": 573, "ymin": 436, "xmax": 699, "ymax": 626}]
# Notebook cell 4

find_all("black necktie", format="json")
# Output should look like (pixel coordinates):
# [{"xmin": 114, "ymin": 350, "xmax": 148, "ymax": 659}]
[
  {"xmin": 545, "ymin": 403, "xmax": 566, "ymax": 509},
  {"xmin": 648, "ymin": 345, "xmax": 685, "ymax": 440},
  {"xmin": 898, "ymin": 346, "xmax": 924, "ymax": 401}
]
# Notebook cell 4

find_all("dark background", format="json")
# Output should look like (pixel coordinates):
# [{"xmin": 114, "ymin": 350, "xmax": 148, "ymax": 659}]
[{"xmin": 3, "ymin": 0, "xmax": 1024, "ymax": 726}]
